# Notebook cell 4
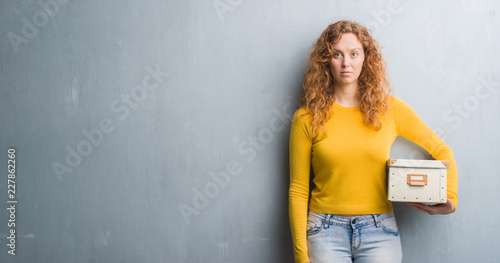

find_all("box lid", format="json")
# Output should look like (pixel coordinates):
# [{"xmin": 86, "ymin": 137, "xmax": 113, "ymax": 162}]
[{"xmin": 387, "ymin": 158, "xmax": 449, "ymax": 169}]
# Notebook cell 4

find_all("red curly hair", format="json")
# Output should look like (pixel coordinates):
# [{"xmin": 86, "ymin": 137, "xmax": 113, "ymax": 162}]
[{"xmin": 300, "ymin": 20, "xmax": 392, "ymax": 139}]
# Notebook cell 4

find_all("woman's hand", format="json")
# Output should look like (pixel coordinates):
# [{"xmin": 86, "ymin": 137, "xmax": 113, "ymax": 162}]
[{"xmin": 406, "ymin": 198, "xmax": 455, "ymax": 215}]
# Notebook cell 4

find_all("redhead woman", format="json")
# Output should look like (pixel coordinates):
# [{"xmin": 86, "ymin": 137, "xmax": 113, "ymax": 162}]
[{"xmin": 288, "ymin": 20, "xmax": 458, "ymax": 263}]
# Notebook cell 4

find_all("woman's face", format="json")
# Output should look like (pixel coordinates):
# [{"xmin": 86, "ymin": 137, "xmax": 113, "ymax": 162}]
[{"xmin": 328, "ymin": 33, "xmax": 365, "ymax": 88}]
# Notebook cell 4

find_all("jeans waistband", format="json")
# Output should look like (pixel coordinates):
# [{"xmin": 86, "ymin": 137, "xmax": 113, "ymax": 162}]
[{"xmin": 315, "ymin": 211, "xmax": 395, "ymax": 228}]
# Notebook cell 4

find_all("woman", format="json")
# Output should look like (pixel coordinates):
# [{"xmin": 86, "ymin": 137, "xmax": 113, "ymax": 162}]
[{"xmin": 289, "ymin": 20, "xmax": 458, "ymax": 263}]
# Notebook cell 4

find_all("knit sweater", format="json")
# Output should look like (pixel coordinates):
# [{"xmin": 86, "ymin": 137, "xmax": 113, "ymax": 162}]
[{"xmin": 288, "ymin": 95, "xmax": 458, "ymax": 263}]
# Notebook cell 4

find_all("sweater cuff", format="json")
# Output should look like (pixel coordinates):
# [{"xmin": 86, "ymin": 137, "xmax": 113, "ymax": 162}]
[{"xmin": 293, "ymin": 240, "xmax": 310, "ymax": 263}]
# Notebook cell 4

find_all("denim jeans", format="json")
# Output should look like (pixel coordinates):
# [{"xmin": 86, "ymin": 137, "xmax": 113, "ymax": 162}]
[{"xmin": 306, "ymin": 210, "xmax": 402, "ymax": 263}]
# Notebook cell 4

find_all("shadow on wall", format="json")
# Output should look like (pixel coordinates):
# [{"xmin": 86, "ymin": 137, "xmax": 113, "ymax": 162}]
[{"xmin": 275, "ymin": 62, "xmax": 304, "ymax": 262}]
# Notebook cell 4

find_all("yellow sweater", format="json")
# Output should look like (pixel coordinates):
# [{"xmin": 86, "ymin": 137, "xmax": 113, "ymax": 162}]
[{"xmin": 288, "ymin": 95, "xmax": 458, "ymax": 263}]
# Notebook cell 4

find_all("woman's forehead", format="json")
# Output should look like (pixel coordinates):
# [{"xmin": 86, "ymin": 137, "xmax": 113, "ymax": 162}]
[{"xmin": 331, "ymin": 33, "xmax": 363, "ymax": 49}]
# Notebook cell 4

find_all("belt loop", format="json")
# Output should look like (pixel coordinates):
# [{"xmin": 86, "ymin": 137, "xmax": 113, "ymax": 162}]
[{"xmin": 372, "ymin": 214, "xmax": 381, "ymax": 228}]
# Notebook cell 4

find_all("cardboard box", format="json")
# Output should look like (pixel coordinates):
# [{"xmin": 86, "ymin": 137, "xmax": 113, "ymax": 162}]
[{"xmin": 386, "ymin": 159, "xmax": 449, "ymax": 204}]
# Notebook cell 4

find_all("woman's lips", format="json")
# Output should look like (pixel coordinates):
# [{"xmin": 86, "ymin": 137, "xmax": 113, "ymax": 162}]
[{"xmin": 341, "ymin": 72, "xmax": 352, "ymax": 75}]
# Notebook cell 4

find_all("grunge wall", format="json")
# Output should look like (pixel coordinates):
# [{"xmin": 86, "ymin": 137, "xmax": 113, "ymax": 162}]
[{"xmin": 0, "ymin": 0, "xmax": 499, "ymax": 262}]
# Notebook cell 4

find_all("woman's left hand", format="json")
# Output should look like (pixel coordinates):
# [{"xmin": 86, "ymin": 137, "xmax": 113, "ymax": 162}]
[{"xmin": 406, "ymin": 198, "xmax": 455, "ymax": 215}]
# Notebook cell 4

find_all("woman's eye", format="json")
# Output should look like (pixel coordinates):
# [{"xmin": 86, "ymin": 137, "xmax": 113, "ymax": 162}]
[
  {"xmin": 351, "ymin": 52, "xmax": 358, "ymax": 57},
  {"xmin": 333, "ymin": 53, "xmax": 341, "ymax": 58}
]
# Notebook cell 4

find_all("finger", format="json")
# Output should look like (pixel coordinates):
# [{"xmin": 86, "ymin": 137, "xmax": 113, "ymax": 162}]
[
  {"xmin": 426, "ymin": 199, "xmax": 453, "ymax": 214},
  {"xmin": 406, "ymin": 202, "xmax": 429, "ymax": 211},
  {"xmin": 407, "ymin": 202, "xmax": 432, "ymax": 209},
  {"xmin": 407, "ymin": 202, "xmax": 440, "ymax": 214},
  {"xmin": 406, "ymin": 202, "xmax": 424, "ymax": 207},
  {"xmin": 407, "ymin": 200, "xmax": 455, "ymax": 215},
  {"xmin": 421, "ymin": 203, "xmax": 453, "ymax": 215}
]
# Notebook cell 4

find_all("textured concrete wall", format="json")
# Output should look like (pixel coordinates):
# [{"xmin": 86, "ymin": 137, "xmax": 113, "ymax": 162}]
[{"xmin": 0, "ymin": 0, "xmax": 498, "ymax": 262}]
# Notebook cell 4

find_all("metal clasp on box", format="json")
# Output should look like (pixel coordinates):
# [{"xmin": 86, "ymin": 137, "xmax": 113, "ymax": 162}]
[{"xmin": 407, "ymin": 174, "xmax": 427, "ymax": 186}]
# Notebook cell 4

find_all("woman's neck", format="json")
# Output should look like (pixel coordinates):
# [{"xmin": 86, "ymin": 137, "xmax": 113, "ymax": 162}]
[{"xmin": 334, "ymin": 82, "xmax": 360, "ymax": 107}]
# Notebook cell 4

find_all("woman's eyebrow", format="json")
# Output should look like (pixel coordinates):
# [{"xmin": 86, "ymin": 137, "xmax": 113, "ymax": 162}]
[{"xmin": 333, "ymin": 47, "xmax": 362, "ymax": 52}]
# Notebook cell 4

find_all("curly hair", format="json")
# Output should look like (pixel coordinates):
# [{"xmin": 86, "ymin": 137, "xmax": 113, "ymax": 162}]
[{"xmin": 299, "ymin": 20, "xmax": 392, "ymax": 139}]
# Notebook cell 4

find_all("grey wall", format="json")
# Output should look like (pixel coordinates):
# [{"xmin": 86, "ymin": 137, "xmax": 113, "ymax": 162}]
[{"xmin": 0, "ymin": 0, "xmax": 499, "ymax": 262}]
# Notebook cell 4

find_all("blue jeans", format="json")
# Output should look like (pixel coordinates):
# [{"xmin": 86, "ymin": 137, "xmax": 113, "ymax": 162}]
[{"xmin": 306, "ymin": 210, "xmax": 402, "ymax": 263}]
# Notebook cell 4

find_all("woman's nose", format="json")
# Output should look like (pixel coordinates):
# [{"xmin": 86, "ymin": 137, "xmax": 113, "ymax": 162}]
[{"xmin": 342, "ymin": 58, "xmax": 350, "ymax": 68}]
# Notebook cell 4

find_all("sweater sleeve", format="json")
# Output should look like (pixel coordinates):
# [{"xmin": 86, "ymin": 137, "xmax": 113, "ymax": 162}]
[
  {"xmin": 393, "ymin": 97, "xmax": 458, "ymax": 210},
  {"xmin": 289, "ymin": 109, "xmax": 312, "ymax": 263}
]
